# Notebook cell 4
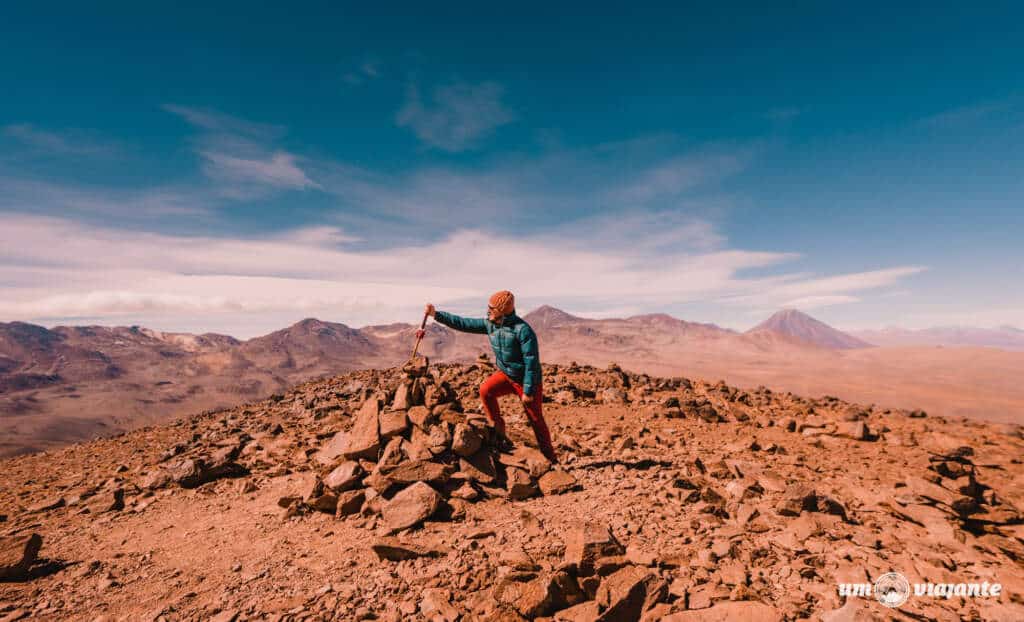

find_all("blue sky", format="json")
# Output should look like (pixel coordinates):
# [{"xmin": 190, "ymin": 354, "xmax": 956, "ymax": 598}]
[{"xmin": 1, "ymin": 3, "xmax": 1022, "ymax": 337}]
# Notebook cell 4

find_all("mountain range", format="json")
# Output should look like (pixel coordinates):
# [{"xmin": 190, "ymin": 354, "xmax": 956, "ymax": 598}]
[
  {"xmin": 851, "ymin": 324, "xmax": 1024, "ymax": 351},
  {"xmin": 2, "ymin": 306, "xmax": 1023, "ymax": 456}
]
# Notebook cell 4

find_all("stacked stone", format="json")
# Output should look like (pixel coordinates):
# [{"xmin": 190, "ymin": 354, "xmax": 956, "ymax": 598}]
[{"xmin": 300, "ymin": 358, "xmax": 579, "ymax": 533}]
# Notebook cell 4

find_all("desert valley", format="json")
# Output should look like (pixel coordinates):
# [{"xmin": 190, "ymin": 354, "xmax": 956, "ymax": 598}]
[{"xmin": 2, "ymin": 307, "xmax": 1022, "ymax": 458}]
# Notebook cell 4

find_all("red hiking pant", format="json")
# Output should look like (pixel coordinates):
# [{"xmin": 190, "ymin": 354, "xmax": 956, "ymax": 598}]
[{"xmin": 479, "ymin": 370, "xmax": 558, "ymax": 463}]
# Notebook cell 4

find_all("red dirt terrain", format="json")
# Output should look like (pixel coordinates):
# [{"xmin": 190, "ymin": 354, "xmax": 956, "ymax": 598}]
[{"xmin": 1, "ymin": 360, "xmax": 1023, "ymax": 621}]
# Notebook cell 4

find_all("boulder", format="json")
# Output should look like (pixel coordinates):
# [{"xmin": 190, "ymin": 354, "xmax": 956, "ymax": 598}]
[
  {"xmin": 452, "ymin": 423, "xmax": 483, "ymax": 457},
  {"xmin": 419, "ymin": 587, "xmax": 459, "ymax": 622},
  {"xmin": 424, "ymin": 382, "xmax": 453, "ymax": 408},
  {"xmin": 160, "ymin": 455, "xmax": 248, "ymax": 489},
  {"xmin": 724, "ymin": 478, "xmax": 763, "ymax": 502},
  {"xmin": 555, "ymin": 601, "xmax": 601, "ymax": 621},
  {"xmin": 314, "ymin": 431, "xmax": 349, "ymax": 466},
  {"xmin": 499, "ymin": 446, "xmax": 552, "ymax": 478},
  {"xmin": 506, "ymin": 467, "xmax": 539, "ymax": 500},
  {"xmin": 379, "ymin": 409, "xmax": 409, "ymax": 440},
  {"xmin": 27, "ymin": 497, "xmax": 65, "ymax": 514},
  {"xmin": 377, "ymin": 436, "xmax": 406, "ymax": 472},
  {"xmin": 409, "ymin": 422, "xmax": 451, "ymax": 457},
  {"xmin": 493, "ymin": 574, "xmax": 571, "ymax": 619},
  {"xmin": 0, "ymin": 534, "xmax": 42, "ymax": 580},
  {"xmin": 460, "ymin": 450, "xmax": 498, "ymax": 484},
  {"xmin": 344, "ymin": 398, "xmax": 382, "ymax": 460},
  {"xmin": 564, "ymin": 522, "xmax": 626, "ymax": 576},
  {"xmin": 776, "ymin": 484, "xmax": 817, "ymax": 516},
  {"xmin": 402, "ymin": 357, "xmax": 429, "ymax": 377},
  {"xmin": 595, "ymin": 565, "xmax": 655, "ymax": 621},
  {"xmin": 408, "ymin": 405, "xmax": 435, "ymax": 429},
  {"xmin": 539, "ymin": 469, "xmax": 579, "ymax": 495},
  {"xmin": 837, "ymin": 421, "xmax": 872, "ymax": 441},
  {"xmin": 85, "ymin": 488, "xmax": 125, "ymax": 514},
  {"xmin": 323, "ymin": 461, "xmax": 364, "ymax": 492},
  {"xmin": 370, "ymin": 536, "xmax": 448, "ymax": 561},
  {"xmin": 392, "ymin": 383, "xmax": 411, "ymax": 410},
  {"xmin": 382, "ymin": 482, "xmax": 442, "ymax": 532},
  {"xmin": 600, "ymin": 387, "xmax": 627, "ymax": 404},
  {"xmin": 450, "ymin": 482, "xmax": 479, "ymax": 501},
  {"xmin": 307, "ymin": 492, "xmax": 338, "ymax": 513},
  {"xmin": 363, "ymin": 470, "xmax": 394, "ymax": 494},
  {"xmin": 906, "ymin": 476, "xmax": 962, "ymax": 508},
  {"xmin": 335, "ymin": 489, "xmax": 365, "ymax": 517},
  {"xmin": 166, "ymin": 458, "xmax": 206, "ymax": 488},
  {"xmin": 387, "ymin": 460, "xmax": 454, "ymax": 485}
]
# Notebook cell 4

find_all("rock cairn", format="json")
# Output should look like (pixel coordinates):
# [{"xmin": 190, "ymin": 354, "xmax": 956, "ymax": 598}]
[{"xmin": 285, "ymin": 358, "xmax": 580, "ymax": 532}]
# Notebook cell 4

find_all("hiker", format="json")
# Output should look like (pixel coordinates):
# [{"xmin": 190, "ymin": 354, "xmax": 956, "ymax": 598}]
[{"xmin": 417, "ymin": 291, "xmax": 558, "ymax": 463}]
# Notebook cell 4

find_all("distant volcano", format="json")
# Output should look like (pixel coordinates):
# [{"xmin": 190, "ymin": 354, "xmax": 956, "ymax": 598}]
[{"xmin": 748, "ymin": 309, "xmax": 871, "ymax": 349}]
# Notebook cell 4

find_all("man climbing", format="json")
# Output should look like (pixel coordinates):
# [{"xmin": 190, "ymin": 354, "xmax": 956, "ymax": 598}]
[{"xmin": 417, "ymin": 291, "xmax": 558, "ymax": 463}]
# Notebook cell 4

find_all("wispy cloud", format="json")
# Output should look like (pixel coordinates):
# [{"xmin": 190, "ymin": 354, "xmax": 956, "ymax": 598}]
[
  {"xmin": 164, "ymin": 104, "xmax": 317, "ymax": 195},
  {"xmin": 0, "ymin": 176, "xmax": 214, "ymax": 221},
  {"xmin": 735, "ymin": 266, "xmax": 928, "ymax": 317},
  {"xmin": 0, "ymin": 214, "xmax": 926, "ymax": 336},
  {"xmin": 343, "ymin": 56, "xmax": 382, "ymax": 85},
  {"xmin": 2, "ymin": 123, "xmax": 121, "ymax": 157},
  {"xmin": 309, "ymin": 136, "xmax": 750, "ymax": 242},
  {"xmin": 780, "ymin": 295, "xmax": 860, "ymax": 309},
  {"xmin": 770, "ymin": 266, "xmax": 928, "ymax": 299},
  {"xmin": 163, "ymin": 104, "xmax": 284, "ymax": 139},
  {"xmin": 396, "ymin": 81, "xmax": 515, "ymax": 151},
  {"xmin": 199, "ymin": 150, "xmax": 320, "ymax": 190},
  {"xmin": 610, "ymin": 151, "xmax": 749, "ymax": 205}
]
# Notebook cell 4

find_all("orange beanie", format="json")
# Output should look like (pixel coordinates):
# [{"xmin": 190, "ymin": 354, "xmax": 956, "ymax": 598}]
[{"xmin": 488, "ymin": 290, "xmax": 515, "ymax": 315}]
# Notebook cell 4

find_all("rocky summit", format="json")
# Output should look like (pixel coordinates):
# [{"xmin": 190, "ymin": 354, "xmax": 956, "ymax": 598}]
[{"xmin": 1, "ymin": 359, "xmax": 1023, "ymax": 621}]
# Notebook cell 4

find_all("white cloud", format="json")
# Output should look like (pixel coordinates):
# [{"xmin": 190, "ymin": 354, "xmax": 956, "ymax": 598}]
[
  {"xmin": 396, "ymin": 81, "xmax": 515, "ymax": 151},
  {"xmin": 308, "ymin": 136, "xmax": 751, "ymax": 239},
  {"xmin": 0, "ymin": 176, "xmax": 214, "ymax": 220},
  {"xmin": 163, "ymin": 104, "xmax": 284, "ymax": 139},
  {"xmin": 199, "ymin": 150, "xmax": 320, "ymax": 190},
  {"xmin": 611, "ymin": 152, "xmax": 747, "ymax": 204},
  {"xmin": 3, "ymin": 123, "xmax": 121, "ymax": 156},
  {"xmin": 727, "ymin": 266, "xmax": 927, "ymax": 315},
  {"xmin": 780, "ymin": 295, "xmax": 860, "ymax": 309},
  {"xmin": 770, "ymin": 266, "xmax": 928, "ymax": 299},
  {"xmin": 0, "ymin": 214, "xmax": 927, "ymax": 337},
  {"xmin": 163, "ymin": 104, "xmax": 317, "ymax": 195}
]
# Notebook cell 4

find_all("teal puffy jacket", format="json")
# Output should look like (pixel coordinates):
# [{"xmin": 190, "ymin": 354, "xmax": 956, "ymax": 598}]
[{"xmin": 433, "ymin": 310, "xmax": 542, "ymax": 396}]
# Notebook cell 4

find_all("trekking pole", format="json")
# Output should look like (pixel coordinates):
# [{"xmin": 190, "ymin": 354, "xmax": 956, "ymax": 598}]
[{"xmin": 409, "ymin": 310, "xmax": 429, "ymax": 361}]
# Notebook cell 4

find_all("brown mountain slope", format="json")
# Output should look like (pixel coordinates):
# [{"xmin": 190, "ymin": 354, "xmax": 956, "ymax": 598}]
[
  {"xmin": 3, "ymin": 308, "xmax": 1024, "ymax": 457},
  {"xmin": 239, "ymin": 318, "xmax": 380, "ymax": 372},
  {"xmin": 1, "ymin": 362, "xmax": 1022, "ymax": 620},
  {"xmin": 0, "ymin": 319, "xmax": 390, "ymax": 458}
]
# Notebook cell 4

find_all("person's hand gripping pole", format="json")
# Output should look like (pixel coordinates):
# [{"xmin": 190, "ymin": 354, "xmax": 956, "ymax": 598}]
[{"xmin": 410, "ymin": 303, "xmax": 435, "ymax": 362}]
